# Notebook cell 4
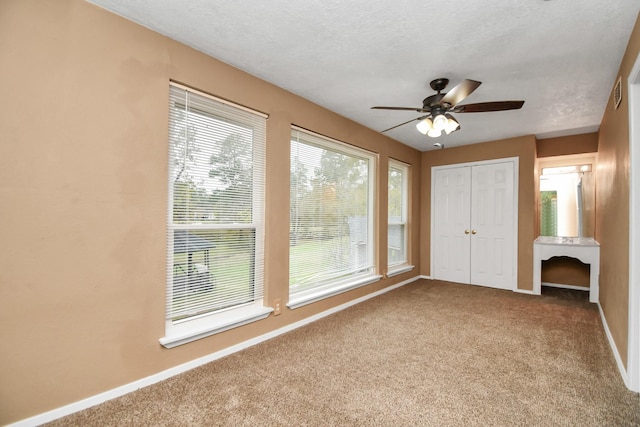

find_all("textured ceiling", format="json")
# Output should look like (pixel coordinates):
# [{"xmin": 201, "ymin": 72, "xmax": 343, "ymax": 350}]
[{"xmin": 88, "ymin": 0, "xmax": 639, "ymax": 151}]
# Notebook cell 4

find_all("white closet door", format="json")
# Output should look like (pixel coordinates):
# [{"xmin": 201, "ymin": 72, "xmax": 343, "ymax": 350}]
[
  {"xmin": 433, "ymin": 167, "xmax": 471, "ymax": 283},
  {"xmin": 470, "ymin": 162, "xmax": 515, "ymax": 289}
]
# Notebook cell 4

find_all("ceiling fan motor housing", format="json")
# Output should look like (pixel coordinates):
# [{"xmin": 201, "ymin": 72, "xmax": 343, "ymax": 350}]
[{"xmin": 422, "ymin": 94, "xmax": 445, "ymax": 110}]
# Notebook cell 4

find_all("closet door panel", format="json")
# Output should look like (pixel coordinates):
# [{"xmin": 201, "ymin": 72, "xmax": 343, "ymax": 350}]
[
  {"xmin": 470, "ymin": 162, "xmax": 515, "ymax": 289},
  {"xmin": 433, "ymin": 167, "xmax": 471, "ymax": 283}
]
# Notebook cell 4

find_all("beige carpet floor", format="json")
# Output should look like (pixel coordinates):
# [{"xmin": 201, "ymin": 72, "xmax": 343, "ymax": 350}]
[{"xmin": 47, "ymin": 280, "xmax": 640, "ymax": 426}]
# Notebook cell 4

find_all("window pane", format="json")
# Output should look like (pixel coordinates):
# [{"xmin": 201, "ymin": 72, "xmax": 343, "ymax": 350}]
[
  {"xmin": 540, "ymin": 191, "xmax": 558, "ymax": 236},
  {"xmin": 387, "ymin": 224, "xmax": 405, "ymax": 265},
  {"xmin": 290, "ymin": 130, "xmax": 374, "ymax": 295},
  {"xmin": 388, "ymin": 166, "xmax": 404, "ymax": 218},
  {"xmin": 170, "ymin": 104, "xmax": 255, "ymax": 225},
  {"xmin": 170, "ymin": 229, "xmax": 256, "ymax": 320}
]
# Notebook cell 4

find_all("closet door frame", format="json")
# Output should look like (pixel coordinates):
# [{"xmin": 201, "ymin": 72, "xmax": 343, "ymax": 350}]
[{"xmin": 430, "ymin": 156, "xmax": 519, "ymax": 290}]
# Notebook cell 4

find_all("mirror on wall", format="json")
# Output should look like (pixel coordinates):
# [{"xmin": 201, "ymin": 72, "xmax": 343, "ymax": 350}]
[{"xmin": 538, "ymin": 154, "xmax": 596, "ymax": 238}]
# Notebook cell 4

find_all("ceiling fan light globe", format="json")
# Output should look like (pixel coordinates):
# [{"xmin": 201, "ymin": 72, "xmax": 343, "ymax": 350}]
[
  {"xmin": 444, "ymin": 116, "xmax": 460, "ymax": 134},
  {"xmin": 416, "ymin": 118, "xmax": 433, "ymax": 135},
  {"xmin": 432, "ymin": 114, "xmax": 448, "ymax": 131},
  {"xmin": 427, "ymin": 128, "xmax": 442, "ymax": 138}
]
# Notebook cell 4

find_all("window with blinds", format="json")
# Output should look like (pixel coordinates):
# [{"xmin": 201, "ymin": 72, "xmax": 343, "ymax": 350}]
[
  {"xmin": 166, "ymin": 83, "xmax": 266, "ymax": 325},
  {"xmin": 388, "ymin": 160, "xmax": 409, "ymax": 269},
  {"xmin": 289, "ymin": 127, "xmax": 378, "ymax": 306}
]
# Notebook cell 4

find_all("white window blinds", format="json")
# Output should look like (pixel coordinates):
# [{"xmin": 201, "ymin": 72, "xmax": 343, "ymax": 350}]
[
  {"xmin": 166, "ymin": 83, "xmax": 266, "ymax": 322},
  {"xmin": 388, "ymin": 160, "xmax": 409, "ymax": 268},
  {"xmin": 289, "ymin": 127, "xmax": 376, "ymax": 300}
]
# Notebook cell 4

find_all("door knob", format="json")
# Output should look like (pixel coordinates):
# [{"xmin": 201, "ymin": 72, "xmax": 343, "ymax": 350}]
[
  {"xmin": 464, "ymin": 229, "xmax": 470, "ymax": 234},
  {"xmin": 471, "ymin": 230, "xmax": 477, "ymax": 234}
]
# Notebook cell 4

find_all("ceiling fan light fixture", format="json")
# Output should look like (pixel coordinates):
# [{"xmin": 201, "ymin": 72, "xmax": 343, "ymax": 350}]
[
  {"xmin": 432, "ymin": 114, "xmax": 448, "ymax": 131},
  {"xmin": 373, "ymin": 78, "xmax": 524, "ymax": 139},
  {"xmin": 416, "ymin": 117, "xmax": 433, "ymax": 135}
]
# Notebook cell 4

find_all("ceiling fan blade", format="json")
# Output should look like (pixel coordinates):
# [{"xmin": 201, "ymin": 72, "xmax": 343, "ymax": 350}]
[
  {"xmin": 380, "ymin": 115, "xmax": 428, "ymax": 133},
  {"xmin": 372, "ymin": 106, "xmax": 430, "ymax": 113},
  {"xmin": 440, "ymin": 79, "xmax": 482, "ymax": 107},
  {"xmin": 453, "ymin": 100, "xmax": 525, "ymax": 113}
]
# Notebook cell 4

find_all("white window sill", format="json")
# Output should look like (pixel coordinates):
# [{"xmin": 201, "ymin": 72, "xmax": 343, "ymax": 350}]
[
  {"xmin": 159, "ymin": 303, "xmax": 273, "ymax": 348},
  {"xmin": 287, "ymin": 274, "xmax": 383, "ymax": 310},
  {"xmin": 387, "ymin": 264, "xmax": 414, "ymax": 277}
]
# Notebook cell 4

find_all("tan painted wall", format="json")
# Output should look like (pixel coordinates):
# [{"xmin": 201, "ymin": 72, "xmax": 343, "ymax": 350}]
[
  {"xmin": 541, "ymin": 258, "xmax": 591, "ymax": 287},
  {"xmin": 420, "ymin": 135, "xmax": 537, "ymax": 291},
  {"xmin": 596, "ymin": 13, "xmax": 640, "ymax": 369},
  {"xmin": 0, "ymin": 1, "xmax": 423, "ymax": 423},
  {"xmin": 536, "ymin": 133, "xmax": 598, "ymax": 158}
]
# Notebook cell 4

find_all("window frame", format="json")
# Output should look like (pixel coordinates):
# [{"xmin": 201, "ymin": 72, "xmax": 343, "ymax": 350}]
[
  {"xmin": 160, "ymin": 83, "xmax": 271, "ymax": 348},
  {"xmin": 288, "ymin": 127, "xmax": 381, "ymax": 309},
  {"xmin": 387, "ymin": 159, "xmax": 413, "ymax": 277}
]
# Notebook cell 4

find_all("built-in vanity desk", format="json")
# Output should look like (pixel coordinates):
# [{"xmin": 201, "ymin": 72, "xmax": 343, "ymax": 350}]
[{"xmin": 533, "ymin": 236, "xmax": 600, "ymax": 303}]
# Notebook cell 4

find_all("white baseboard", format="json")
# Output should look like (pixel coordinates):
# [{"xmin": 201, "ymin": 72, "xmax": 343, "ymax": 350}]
[
  {"xmin": 9, "ymin": 275, "xmax": 421, "ymax": 427},
  {"xmin": 542, "ymin": 281, "xmax": 590, "ymax": 291},
  {"xmin": 513, "ymin": 288, "xmax": 535, "ymax": 295},
  {"xmin": 419, "ymin": 275, "xmax": 432, "ymax": 280},
  {"xmin": 597, "ymin": 302, "xmax": 629, "ymax": 388}
]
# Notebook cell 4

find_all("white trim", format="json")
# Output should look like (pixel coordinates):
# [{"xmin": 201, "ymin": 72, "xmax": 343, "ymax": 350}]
[
  {"xmin": 159, "ymin": 304, "xmax": 273, "ymax": 348},
  {"xmin": 598, "ymin": 301, "xmax": 629, "ymax": 388},
  {"xmin": 430, "ymin": 157, "xmax": 519, "ymax": 291},
  {"xmin": 10, "ymin": 276, "xmax": 421, "ymax": 427},
  {"xmin": 541, "ymin": 282, "xmax": 590, "ymax": 291},
  {"xmin": 287, "ymin": 274, "xmax": 383, "ymax": 309},
  {"xmin": 513, "ymin": 288, "xmax": 535, "ymax": 295},
  {"xmin": 387, "ymin": 264, "xmax": 415, "ymax": 277},
  {"xmin": 627, "ymin": 50, "xmax": 640, "ymax": 392},
  {"xmin": 513, "ymin": 158, "xmax": 520, "ymax": 292},
  {"xmin": 420, "ymin": 275, "xmax": 433, "ymax": 280}
]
